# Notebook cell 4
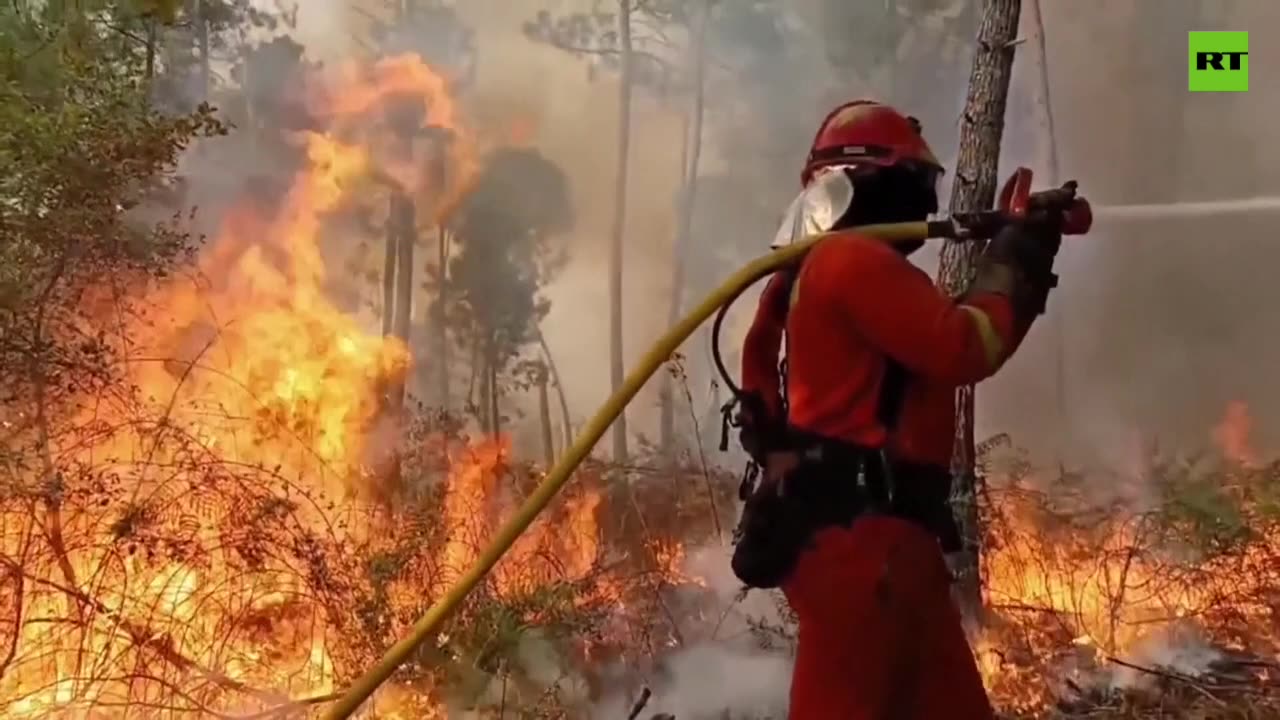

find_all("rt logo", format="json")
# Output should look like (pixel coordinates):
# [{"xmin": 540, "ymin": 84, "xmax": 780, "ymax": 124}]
[{"xmin": 1189, "ymin": 31, "xmax": 1248, "ymax": 92}]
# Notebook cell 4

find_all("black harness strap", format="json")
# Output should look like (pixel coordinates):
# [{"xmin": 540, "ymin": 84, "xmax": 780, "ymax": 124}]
[
  {"xmin": 777, "ymin": 253, "xmax": 911, "ymax": 510},
  {"xmin": 777, "ymin": 257, "xmax": 908, "ymax": 438},
  {"xmin": 876, "ymin": 360, "xmax": 909, "ymax": 432},
  {"xmin": 772, "ymin": 266, "xmax": 800, "ymax": 419},
  {"xmin": 717, "ymin": 251, "xmax": 911, "ymax": 476}
]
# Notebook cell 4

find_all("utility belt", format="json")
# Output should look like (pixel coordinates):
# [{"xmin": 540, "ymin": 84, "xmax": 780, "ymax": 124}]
[{"xmin": 730, "ymin": 432, "xmax": 962, "ymax": 590}]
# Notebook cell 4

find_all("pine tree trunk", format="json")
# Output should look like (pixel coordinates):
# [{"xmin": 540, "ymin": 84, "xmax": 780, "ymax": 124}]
[
  {"xmin": 390, "ymin": 192, "xmax": 415, "ymax": 413},
  {"xmin": 1027, "ymin": 0, "xmax": 1066, "ymax": 435},
  {"xmin": 437, "ymin": 225, "xmax": 451, "ymax": 411},
  {"xmin": 538, "ymin": 366, "xmax": 555, "ymax": 467},
  {"xmin": 145, "ymin": 19, "xmax": 158, "ymax": 79},
  {"xmin": 488, "ymin": 354, "xmax": 501, "ymax": 438},
  {"xmin": 608, "ymin": 0, "xmax": 634, "ymax": 463},
  {"xmin": 382, "ymin": 208, "xmax": 397, "ymax": 338},
  {"xmin": 196, "ymin": 0, "xmax": 210, "ymax": 100},
  {"xmin": 659, "ymin": 0, "xmax": 710, "ymax": 460},
  {"xmin": 242, "ymin": 42, "xmax": 257, "ymax": 156},
  {"xmin": 536, "ymin": 327, "xmax": 574, "ymax": 452},
  {"xmin": 934, "ymin": 0, "xmax": 1023, "ymax": 625}
]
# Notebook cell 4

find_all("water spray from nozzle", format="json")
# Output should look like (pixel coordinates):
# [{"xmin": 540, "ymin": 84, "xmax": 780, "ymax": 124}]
[{"xmin": 1095, "ymin": 196, "xmax": 1280, "ymax": 221}]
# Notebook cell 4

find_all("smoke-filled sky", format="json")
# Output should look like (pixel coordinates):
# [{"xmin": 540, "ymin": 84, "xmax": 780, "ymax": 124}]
[{"xmin": 272, "ymin": 0, "xmax": 1279, "ymax": 469}]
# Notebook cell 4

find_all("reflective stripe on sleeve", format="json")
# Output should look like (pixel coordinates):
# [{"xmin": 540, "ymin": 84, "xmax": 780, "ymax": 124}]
[{"xmin": 959, "ymin": 305, "xmax": 1004, "ymax": 369}]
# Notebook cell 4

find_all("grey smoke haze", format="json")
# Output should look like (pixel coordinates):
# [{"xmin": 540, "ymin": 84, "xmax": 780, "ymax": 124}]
[
  {"xmin": 226, "ymin": 1, "xmax": 1280, "ymax": 467},
  {"xmin": 591, "ymin": 643, "xmax": 792, "ymax": 719},
  {"xmin": 453, "ymin": 0, "xmax": 1280, "ymax": 470},
  {"xmin": 915, "ymin": 1, "xmax": 1280, "ymax": 470}
]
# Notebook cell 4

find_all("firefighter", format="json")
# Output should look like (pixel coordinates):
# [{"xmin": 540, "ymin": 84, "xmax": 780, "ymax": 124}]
[{"xmin": 731, "ymin": 100, "xmax": 1062, "ymax": 719}]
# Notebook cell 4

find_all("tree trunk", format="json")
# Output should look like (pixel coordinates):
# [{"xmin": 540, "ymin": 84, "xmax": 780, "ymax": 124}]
[
  {"xmin": 536, "ymin": 327, "xmax": 574, "ymax": 452},
  {"xmin": 488, "ymin": 353, "xmax": 501, "ymax": 438},
  {"xmin": 659, "ymin": 0, "xmax": 711, "ymax": 460},
  {"xmin": 145, "ymin": 18, "xmax": 158, "ymax": 79},
  {"xmin": 608, "ymin": 0, "xmax": 634, "ymax": 463},
  {"xmin": 382, "ymin": 208, "xmax": 397, "ymax": 338},
  {"xmin": 196, "ymin": 0, "xmax": 210, "ymax": 100},
  {"xmin": 1027, "ymin": 0, "xmax": 1066, "ymax": 436},
  {"xmin": 437, "ymin": 225, "xmax": 451, "ymax": 411},
  {"xmin": 390, "ymin": 192, "xmax": 415, "ymax": 413},
  {"xmin": 538, "ymin": 365, "xmax": 555, "ymax": 467},
  {"xmin": 242, "ymin": 39, "xmax": 257, "ymax": 156},
  {"xmin": 934, "ymin": 0, "xmax": 1022, "ymax": 625},
  {"xmin": 477, "ymin": 340, "xmax": 491, "ymax": 433}
]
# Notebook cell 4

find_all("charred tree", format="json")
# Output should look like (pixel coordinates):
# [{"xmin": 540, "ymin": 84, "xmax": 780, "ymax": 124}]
[
  {"xmin": 195, "ymin": 0, "xmax": 210, "ymax": 100},
  {"xmin": 934, "ymin": 0, "xmax": 1022, "ymax": 624},
  {"xmin": 437, "ymin": 224, "xmax": 451, "ymax": 410},
  {"xmin": 390, "ymin": 192, "xmax": 416, "ymax": 413},
  {"xmin": 383, "ymin": 105, "xmax": 419, "ymax": 416},
  {"xmin": 535, "ymin": 327, "xmax": 574, "ymax": 452},
  {"xmin": 537, "ymin": 363, "xmax": 555, "ymax": 466},
  {"xmin": 419, "ymin": 128, "xmax": 452, "ymax": 411},
  {"xmin": 487, "ymin": 347, "xmax": 501, "ymax": 437},
  {"xmin": 145, "ymin": 17, "xmax": 158, "ymax": 79},
  {"xmin": 659, "ymin": 0, "xmax": 712, "ymax": 460},
  {"xmin": 382, "ymin": 212, "xmax": 397, "ymax": 339},
  {"xmin": 609, "ymin": 0, "xmax": 635, "ymax": 463},
  {"xmin": 1026, "ymin": 0, "xmax": 1065, "ymax": 432},
  {"xmin": 373, "ymin": 93, "xmax": 424, "ymax": 499}
]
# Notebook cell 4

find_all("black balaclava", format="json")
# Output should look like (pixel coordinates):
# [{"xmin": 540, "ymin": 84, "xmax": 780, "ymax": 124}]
[{"xmin": 831, "ymin": 164, "xmax": 939, "ymax": 255}]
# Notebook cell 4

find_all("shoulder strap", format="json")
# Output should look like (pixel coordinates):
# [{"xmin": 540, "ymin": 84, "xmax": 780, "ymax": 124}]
[
  {"xmin": 773, "ymin": 266, "xmax": 800, "ymax": 418},
  {"xmin": 876, "ymin": 360, "xmax": 909, "ymax": 432},
  {"xmin": 776, "ymin": 256, "xmax": 909, "ymax": 435}
]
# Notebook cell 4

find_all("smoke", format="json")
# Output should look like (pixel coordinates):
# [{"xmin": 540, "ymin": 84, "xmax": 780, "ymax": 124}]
[
  {"xmin": 591, "ymin": 545, "xmax": 795, "ymax": 720},
  {"xmin": 1108, "ymin": 624, "xmax": 1220, "ymax": 690},
  {"xmin": 975, "ymin": 0, "xmax": 1280, "ymax": 467},
  {"xmin": 216, "ymin": 0, "xmax": 1280, "ymax": 467},
  {"xmin": 445, "ymin": 0, "xmax": 690, "ymax": 447},
  {"xmin": 591, "ymin": 644, "xmax": 791, "ymax": 719}
]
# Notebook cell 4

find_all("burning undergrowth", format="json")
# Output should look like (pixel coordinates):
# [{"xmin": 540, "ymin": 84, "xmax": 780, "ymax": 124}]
[
  {"xmin": 0, "ymin": 33, "xmax": 739, "ymax": 716},
  {"xmin": 976, "ymin": 416, "xmax": 1280, "ymax": 718},
  {"xmin": 0, "ymin": 50, "xmax": 711, "ymax": 718},
  {"xmin": 622, "ymin": 413, "xmax": 1280, "ymax": 720}
]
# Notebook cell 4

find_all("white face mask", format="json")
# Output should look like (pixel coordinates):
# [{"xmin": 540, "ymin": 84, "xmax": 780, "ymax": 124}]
[{"xmin": 770, "ymin": 166, "xmax": 857, "ymax": 249}]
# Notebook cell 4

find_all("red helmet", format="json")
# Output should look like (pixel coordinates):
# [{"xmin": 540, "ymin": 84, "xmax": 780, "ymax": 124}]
[{"xmin": 801, "ymin": 100, "xmax": 943, "ymax": 186}]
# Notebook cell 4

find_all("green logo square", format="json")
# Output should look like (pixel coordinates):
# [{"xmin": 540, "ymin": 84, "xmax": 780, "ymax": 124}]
[{"xmin": 1189, "ymin": 31, "xmax": 1249, "ymax": 92}]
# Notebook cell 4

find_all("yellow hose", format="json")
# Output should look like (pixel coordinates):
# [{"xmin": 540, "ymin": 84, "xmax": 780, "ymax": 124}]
[{"xmin": 319, "ymin": 221, "xmax": 931, "ymax": 719}]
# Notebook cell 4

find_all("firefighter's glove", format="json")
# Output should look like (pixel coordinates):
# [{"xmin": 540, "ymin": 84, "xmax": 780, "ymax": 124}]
[{"xmin": 972, "ymin": 220, "xmax": 1062, "ymax": 321}]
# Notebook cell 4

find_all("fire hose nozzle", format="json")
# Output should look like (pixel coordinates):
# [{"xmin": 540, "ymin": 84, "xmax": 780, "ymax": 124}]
[
  {"xmin": 1022, "ymin": 180, "xmax": 1093, "ymax": 235},
  {"xmin": 1061, "ymin": 196, "xmax": 1093, "ymax": 235},
  {"xmin": 947, "ymin": 169, "xmax": 1093, "ymax": 240}
]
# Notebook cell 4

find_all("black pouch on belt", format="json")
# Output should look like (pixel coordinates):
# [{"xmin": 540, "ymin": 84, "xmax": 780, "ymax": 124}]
[
  {"xmin": 730, "ymin": 451, "xmax": 873, "ymax": 590},
  {"xmin": 730, "ymin": 474, "xmax": 813, "ymax": 590}
]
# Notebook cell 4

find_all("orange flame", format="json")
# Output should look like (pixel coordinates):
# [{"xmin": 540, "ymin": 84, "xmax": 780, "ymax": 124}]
[
  {"xmin": 1213, "ymin": 400, "xmax": 1258, "ymax": 468},
  {"xmin": 978, "ymin": 401, "xmax": 1280, "ymax": 711},
  {"xmin": 0, "ymin": 54, "xmax": 510, "ymax": 719}
]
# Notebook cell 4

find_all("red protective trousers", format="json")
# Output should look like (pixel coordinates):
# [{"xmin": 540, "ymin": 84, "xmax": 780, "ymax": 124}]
[{"xmin": 783, "ymin": 516, "xmax": 995, "ymax": 720}]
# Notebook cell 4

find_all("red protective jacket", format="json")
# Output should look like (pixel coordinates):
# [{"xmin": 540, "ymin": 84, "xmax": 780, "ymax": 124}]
[
  {"xmin": 741, "ymin": 231, "xmax": 1028, "ymax": 467},
  {"xmin": 739, "ymin": 231, "xmax": 1030, "ymax": 720}
]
